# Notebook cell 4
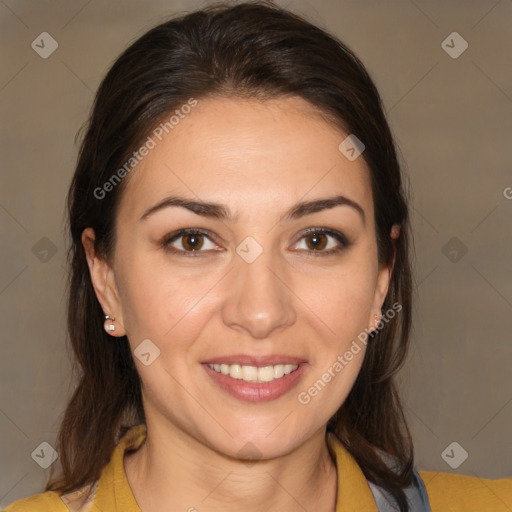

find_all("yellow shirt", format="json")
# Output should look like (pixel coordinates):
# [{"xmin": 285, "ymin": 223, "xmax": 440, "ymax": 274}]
[{"xmin": 3, "ymin": 424, "xmax": 512, "ymax": 511}]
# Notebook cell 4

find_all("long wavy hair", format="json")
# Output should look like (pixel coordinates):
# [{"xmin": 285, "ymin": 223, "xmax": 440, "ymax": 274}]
[{"xmin": 47, "ymin": 1, "xmax": 415, "ymax": 510}]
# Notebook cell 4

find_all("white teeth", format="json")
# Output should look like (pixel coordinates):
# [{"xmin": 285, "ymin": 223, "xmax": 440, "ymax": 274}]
[
  {"xmin": 242, "ymin": 365, "xmax": 258, "ymax": 381},
  {"xmin": 284, "ymin": 364, "xmax": 297, "ymax": 375},
  {"xmin": 207, "ymin": 363, "xmax": 299, "ymax": 383},
  {"xmin": 258, "ymin": 366, "xmax": 274, "ymax": 382},
  {"xmin": 273, "ymin": 364, "xmax": 284, "ymax": 379},
  {"xmin": 230, "ymin": 364, "xmax": 242, "ymax": 379}
]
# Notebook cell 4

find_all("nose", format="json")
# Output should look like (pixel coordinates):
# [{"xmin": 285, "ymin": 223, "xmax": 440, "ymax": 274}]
[{"xmin": 221, "ymin": 245, "xmax": 296, "ymax": 339}]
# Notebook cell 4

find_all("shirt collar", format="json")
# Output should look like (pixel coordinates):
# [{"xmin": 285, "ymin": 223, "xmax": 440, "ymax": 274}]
[{"xmin": 93, "ymin": 424, "xmax": 377, "ymax": 512}]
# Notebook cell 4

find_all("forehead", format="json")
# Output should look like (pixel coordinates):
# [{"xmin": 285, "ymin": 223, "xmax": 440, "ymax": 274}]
[{"xmin": 117, "ymin": 96, "xmax": 373, "ymax": 222}]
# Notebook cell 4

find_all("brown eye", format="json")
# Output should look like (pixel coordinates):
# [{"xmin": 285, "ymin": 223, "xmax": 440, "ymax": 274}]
[
  {"xmin": 181, "ymin": 233, "xmax": 204, "ymax": 251},
  {"xmin": 305, "ymin": 232, "xmax": 328, "ymax": 251},
  {"xmin": 162, "ymin": 229, "xmax": 218, "ymax": 256},
  {"xmin": 292, "ymin": 228, "xmax": 349, "ymax": 256}
]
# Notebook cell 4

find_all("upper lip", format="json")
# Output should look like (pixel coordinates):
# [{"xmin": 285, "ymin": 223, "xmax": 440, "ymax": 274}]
[{"xmin": 202, "ymin": 354, "xmax": 307, "ymax": 366}]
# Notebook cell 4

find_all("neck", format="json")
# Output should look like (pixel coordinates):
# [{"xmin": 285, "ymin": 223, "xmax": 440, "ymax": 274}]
[{"xmin": 124, "ymin": 421, "xmax": 338, "ymax": 512}]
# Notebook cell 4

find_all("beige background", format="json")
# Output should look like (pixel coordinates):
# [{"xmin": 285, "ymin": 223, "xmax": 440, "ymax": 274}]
[{"xmin": 1, "ymin": 0, "xmax": 511, "ymax": 505}]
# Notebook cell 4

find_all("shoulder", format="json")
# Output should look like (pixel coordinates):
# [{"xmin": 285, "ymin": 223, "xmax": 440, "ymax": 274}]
[
  {"xmin": 2, "ymin": 491, "xmax": 68, "ymax": 511},
  {"xmin": 3, "ymin": 482, "xmax": 97, "ymax": 512},
  {"xmin": 420, "ymin": 469, "xmax": 512, "ymax": 512}
]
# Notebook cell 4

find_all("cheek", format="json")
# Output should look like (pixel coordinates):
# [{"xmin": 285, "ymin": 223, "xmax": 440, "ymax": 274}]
[
  {"xmin": 115, "ymin": 247, "xmax": 219, "ymax": 348},
  {"xmin": 302, "ymin": 252, "xmax": 377, "ymax": 403},
  {"xmin": 295, "ymin": 258, "xmax": 377, "ymax": 341}
]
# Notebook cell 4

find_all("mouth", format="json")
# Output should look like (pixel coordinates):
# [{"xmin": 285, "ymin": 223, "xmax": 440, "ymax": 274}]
[
  {"xmin": 201, "ymin": 355, "xmax": 308, "ymax": 402},
  {"xmin": 205, "ymin": 362, "xmax": 300, "ymax": 383}
]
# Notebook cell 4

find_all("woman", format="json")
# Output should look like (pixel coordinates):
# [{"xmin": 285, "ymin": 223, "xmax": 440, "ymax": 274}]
[{"xmin": 5, "ymin": 2, "xmax": 511, "ymax": 511}]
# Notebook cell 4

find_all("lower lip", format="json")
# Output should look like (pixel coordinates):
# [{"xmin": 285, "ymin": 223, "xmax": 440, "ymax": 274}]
[{"xmin": 202, "ymin": 363, "xmax": 308, "ymax": 402}]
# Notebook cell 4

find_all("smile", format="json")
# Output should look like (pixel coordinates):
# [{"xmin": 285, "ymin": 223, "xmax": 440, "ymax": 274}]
[
  {"xmin": 203, "ymin": 362, "xmax": 307, "ymax": 402},
  {"xmin": 206, "ymin": 363, "xmax": 299, "ymax": 383}
]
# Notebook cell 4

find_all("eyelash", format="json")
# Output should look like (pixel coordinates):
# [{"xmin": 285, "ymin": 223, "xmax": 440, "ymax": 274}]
[{"xmin": 160, "ymin": 227, "xmax": 350, "ymax": 258}]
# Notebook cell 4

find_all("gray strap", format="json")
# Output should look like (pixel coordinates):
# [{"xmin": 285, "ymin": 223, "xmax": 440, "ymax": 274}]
[{"xmin": 367, "ymin": 468, "xmax": 432, "ymax": 512}]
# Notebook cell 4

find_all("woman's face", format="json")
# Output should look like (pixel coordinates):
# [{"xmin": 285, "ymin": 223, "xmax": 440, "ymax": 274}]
[{"xmin": 84, "ymin": 95, "xmax": 392, "ymax": 459}]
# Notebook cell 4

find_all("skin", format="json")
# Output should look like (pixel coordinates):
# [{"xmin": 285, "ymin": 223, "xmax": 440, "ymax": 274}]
[{"xmin": 82, "ymin": 95, "xmax": 393, "ymax": 512}]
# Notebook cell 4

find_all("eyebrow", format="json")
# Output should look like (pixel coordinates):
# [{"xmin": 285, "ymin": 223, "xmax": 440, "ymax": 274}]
[{"xmin": 139, "ymin": 194, "xmax": 365, "ymax": 225}]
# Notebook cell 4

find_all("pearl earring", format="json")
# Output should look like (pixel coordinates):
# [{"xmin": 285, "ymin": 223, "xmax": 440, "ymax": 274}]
[{"xmin": 104, "ymin": 315, "xmax": 116, "ymax": 333}]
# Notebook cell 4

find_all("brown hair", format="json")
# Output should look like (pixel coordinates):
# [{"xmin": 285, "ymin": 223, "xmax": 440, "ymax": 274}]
[{"xmin": 48, "ymin": 1, "xmax": 415, "ymax": 510}]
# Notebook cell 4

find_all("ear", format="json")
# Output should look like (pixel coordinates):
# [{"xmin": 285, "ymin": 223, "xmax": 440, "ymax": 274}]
[
  {"xmin": 368, "ymin": 224, "xmax": 400, "ymax": 331},
  {"xmin": 81, "ymin": 227, "xmax": 126, "ymax": 336},
  {"xmin": 370, "ymin": 265, "xmax": 393, "ymax": 318}
]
